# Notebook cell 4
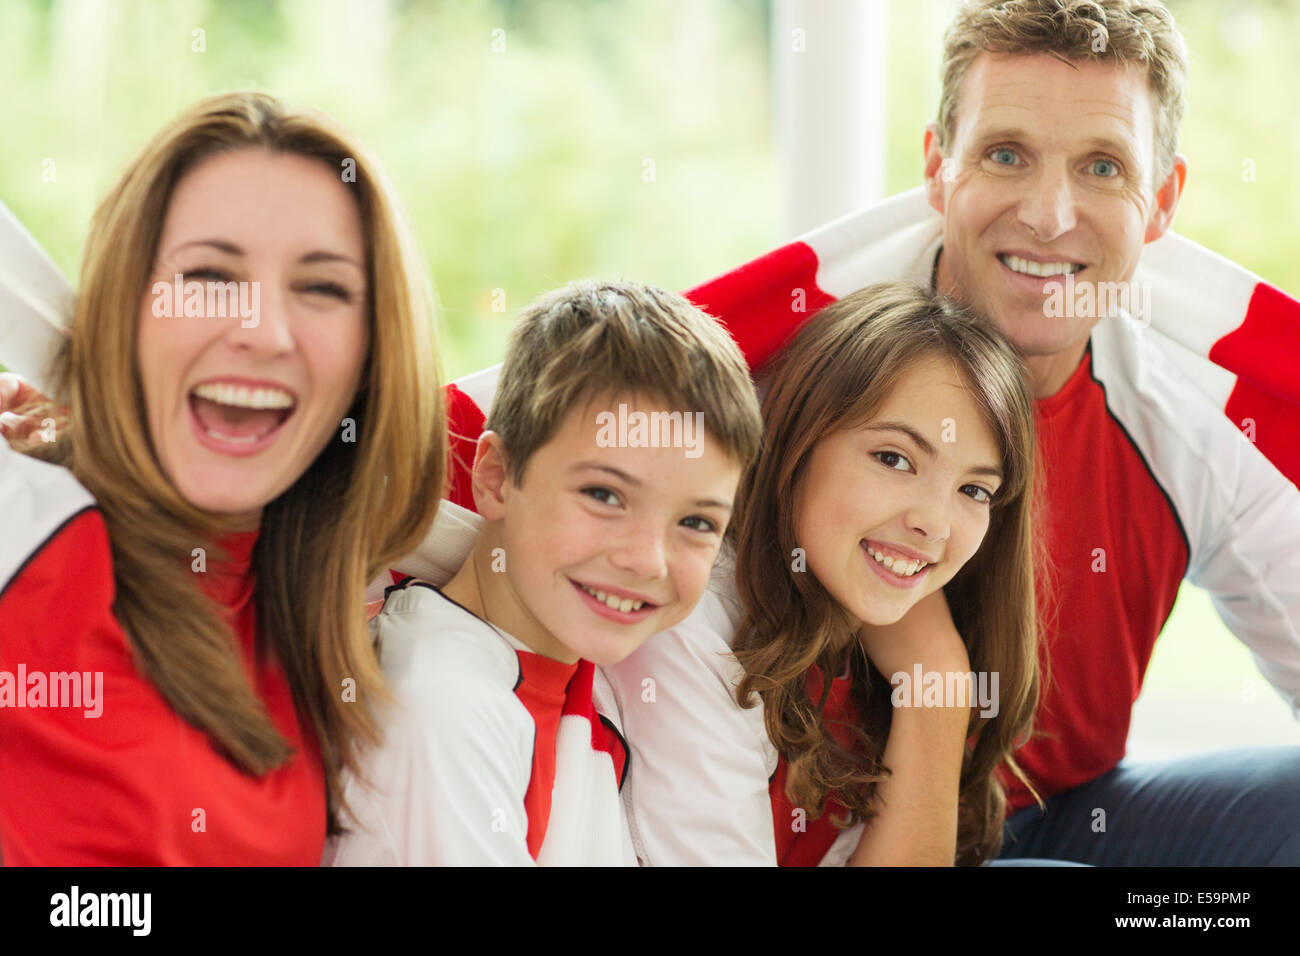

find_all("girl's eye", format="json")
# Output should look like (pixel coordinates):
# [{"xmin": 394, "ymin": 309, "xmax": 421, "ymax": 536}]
[
  {"xmin": 962, "ymin": 484, "xmax": 994, "ymax": 504},
  {"xmin": 873, "ymin": 450, "xmax": 914, "ymax": 473},
  {"xmin": 1089, "ymin": 158, "xmax": 1120, "ymax": 178},
  {"xmin": 680, "ymin": 515, "xmax": 718, "ymax": 534},
  {"xmin": 989, "ymin": 147, "xmax": 1020, "ymax": 167},
  {"xmin": 583, "ymin": 486, "xmax": 622, "ymax": 508},
  {"xmin": 300, "ymin": 281, "xmax": 352, "ymax": 301}
]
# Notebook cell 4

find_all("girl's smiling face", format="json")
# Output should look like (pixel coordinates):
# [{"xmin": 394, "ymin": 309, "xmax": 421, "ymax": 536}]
[
  {"xmin": 136, "ymin": 148, "xmax": 370, "ymax": 529},
  {"xmin": 792, "ymin": 354, "xmax": 1004, "ymax": 626}
]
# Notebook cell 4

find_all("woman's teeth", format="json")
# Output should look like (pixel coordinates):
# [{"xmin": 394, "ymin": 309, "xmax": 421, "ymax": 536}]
[
  {"xmin": 865, "ymin": 545, "xmax": 929, "ymax": 577},
  {"xmin": 999, "ymin": 254, "xmax": 1082, "ymax": 277},
  {"xmin": 578, "ymin": 582, "xmax": 646, "ymax": 613},
  {"xmin": 192, "ymin": 382, "xmax": 295, "ymax": 409}
]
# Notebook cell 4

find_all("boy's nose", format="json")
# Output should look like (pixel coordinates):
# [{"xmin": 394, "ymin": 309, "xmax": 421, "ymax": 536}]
[{"xmin": 608, "ymin": 525, "xmax": 669, "ymax": 581}]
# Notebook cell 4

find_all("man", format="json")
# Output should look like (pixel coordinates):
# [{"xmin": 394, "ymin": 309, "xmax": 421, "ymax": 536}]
[{"xmin": 686, "ymin": 0, "xmax": 1300, "ymax": 865}]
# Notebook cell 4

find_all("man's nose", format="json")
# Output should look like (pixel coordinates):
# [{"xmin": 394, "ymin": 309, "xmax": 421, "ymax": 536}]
[{"xmin": 1018, "ymin": 165, "xmax": 1079, "ymax": 243}]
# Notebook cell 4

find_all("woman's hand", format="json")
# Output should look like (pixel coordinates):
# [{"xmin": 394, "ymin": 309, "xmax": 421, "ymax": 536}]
[
  {"xmin": 0, "ymin": 372, "xmax": 49, "ymax": 442},
  {"xmin": 858, "ymin": 586, "xmax": 971, "ymax": 683}
]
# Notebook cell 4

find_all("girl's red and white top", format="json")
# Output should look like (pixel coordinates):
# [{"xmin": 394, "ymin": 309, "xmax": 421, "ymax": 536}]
[
  {"xmin": 0, "ymin": 436, "xmax": 326, "ymax": 865},
  {"xmin": 601, "ymin": 546, "xmax": 863, "ymax": 867},
  {"xmin": 323, "ymin": 580, "xmax": 636, "ymax": 866}
]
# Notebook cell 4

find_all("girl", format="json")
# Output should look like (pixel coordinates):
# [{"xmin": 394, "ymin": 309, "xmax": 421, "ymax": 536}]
[
  {"xmin": 603, "ymin": 279, "xmax": 1042, "ymax": 866},
  {"xmin": 0, "ymin": 92, "xmax": 445, "ymax": 864}
]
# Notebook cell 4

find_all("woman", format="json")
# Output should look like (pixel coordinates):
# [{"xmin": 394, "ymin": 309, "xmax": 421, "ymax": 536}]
[
  {"xmin": 0, "ymin": 92, "xmax": 445, "ymax": 864},
  {"xmin": 604, "ymin": 280, "xmax": 1043, "ymax": 865}
]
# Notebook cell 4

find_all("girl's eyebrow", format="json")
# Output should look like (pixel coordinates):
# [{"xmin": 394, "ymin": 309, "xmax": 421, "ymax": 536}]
[
  {"xmin": 866, "ymin": 422, "xmax": 1003, "ymax": 479},
  {"xmin": 865, "ymin": 422, "xmax": 935, "ymax": 456}
]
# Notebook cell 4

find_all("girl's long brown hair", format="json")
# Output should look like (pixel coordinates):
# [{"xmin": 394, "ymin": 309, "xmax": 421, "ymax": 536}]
[
  {"xmin": 732, "ymin": 279, "xmax": 1043, "ymax": 864},
  {"xmin": 17, "ymin": 92, "xmax": 445, "ymax": 834}
]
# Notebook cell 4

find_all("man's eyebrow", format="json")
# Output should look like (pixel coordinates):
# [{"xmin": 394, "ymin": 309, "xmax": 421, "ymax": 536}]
[
  {"xmin": 168, "ymin": 239, "xmax": 363, "ymax": 271},
  {"xmin": 968, "ymin": 126, "xmax": 1136, "ymax": 159},
  {"xmin": 572, "ymin": 461, "xmax": 732, "ymax": 511}
]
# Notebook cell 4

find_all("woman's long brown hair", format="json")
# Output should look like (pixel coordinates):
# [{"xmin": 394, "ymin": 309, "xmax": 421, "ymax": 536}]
[
  {"xmin": 17, "ymin": 92, "xmax": 446, "ymax": 834},
  {"xmin": 732, "ymin": 279, "xmax": 1044, "ymax": 864}
]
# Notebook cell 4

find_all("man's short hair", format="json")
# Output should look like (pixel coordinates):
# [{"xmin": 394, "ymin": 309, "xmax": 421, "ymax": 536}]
[
  {"xmin": 485, "ymin": 279, "xmax": 763, "ymax": 486},
  {"xmin": 937, "ymin": 0, "xmax": 1189, "ymax": 185}
]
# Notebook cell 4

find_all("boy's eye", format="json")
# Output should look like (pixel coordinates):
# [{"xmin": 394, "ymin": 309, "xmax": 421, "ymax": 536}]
[
  {"xmin": 680, "ymin": 515, "xmax": 718, "ymax": 534},
  {"xmin": 583, "ymin": 486, "xmax": 622, "ymax": 507},
  {"xmin": 873, "ymin": 450, "xmax": 914, "ymax": 473},
  {"xmin": 962, "ymin": 484, "xmax": 994, "ymax": 504}
]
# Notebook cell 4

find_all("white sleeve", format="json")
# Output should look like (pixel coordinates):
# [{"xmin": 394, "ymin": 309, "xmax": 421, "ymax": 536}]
[
  {"xmin": 325, "ymin": 672, "xmax": 537, "ymax": 866},
  {"xmin": 1187, "ymin": 443, "xmax": 1300, "ymax": 720},
  {"xmin": 602, "ymin": 586, "xmax": 778, "ymax": 866}
]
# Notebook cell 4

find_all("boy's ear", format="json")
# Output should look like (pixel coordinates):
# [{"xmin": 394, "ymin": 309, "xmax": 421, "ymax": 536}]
[{"xmin": 471, "ymin": 431, "xmax": 510, "ymax": 520}]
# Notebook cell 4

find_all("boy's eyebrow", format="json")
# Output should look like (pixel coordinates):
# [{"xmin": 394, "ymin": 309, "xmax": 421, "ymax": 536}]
[
  {"xmin": 572, "ymin": 461, "xmax": 733, "ymax": 511},
  {"xmin": 865, "ymin": 422, "xmax": 1003, "ymax": 480}
]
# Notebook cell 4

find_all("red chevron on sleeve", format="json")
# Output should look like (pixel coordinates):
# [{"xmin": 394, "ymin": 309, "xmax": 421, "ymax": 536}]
[
  {"xmin": 1210, "ymin": 281, "xmax": 1300, "ymax": 488},
  {"xmin": 445, "ymin": 381, "xmax": 485, "ymax": 513},
  {"xmin": 683, "ymin": 240, "xmax": 835, "ymax": 372}
]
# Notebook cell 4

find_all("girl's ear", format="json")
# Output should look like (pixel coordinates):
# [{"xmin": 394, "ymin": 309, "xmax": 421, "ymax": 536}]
[{"xmin": 471, "ymin": 431, "xmax": 509, "ymax": 520}]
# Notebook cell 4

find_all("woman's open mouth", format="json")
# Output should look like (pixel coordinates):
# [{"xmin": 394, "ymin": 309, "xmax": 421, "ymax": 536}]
[{"xmin": 188, "ymin": 380, "xmax": 296, "ymax": 456}]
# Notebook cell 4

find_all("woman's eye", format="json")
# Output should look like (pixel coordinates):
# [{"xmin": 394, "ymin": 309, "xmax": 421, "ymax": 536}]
[
  {"xmin": 989, "ymin": 148, "xmax": 1020, "ymax": 166},
  {"xmin": 680, "ymin": 515, "xmax": 718, "ymax": 534},
  {"xmin": 185, "ymin": 268, "xmax": 231, "ymax": 283},
  {"xmin": 1089, "ymin": 158, "xmax": 1119, "ymax": 178},
  {"xmin": 962, "ymin": 484, "xmax": 994, "ymax": 504},
  {"xmin": 873, "ymin": 451, "xmax": 914, "ymax": 473},
  {"xmin": 583, "ymin": 486, "xmax": 622, "ymax": 507},
  {"xmin": 300, "ymin": 281, "xmax": 352, "ymax": 301}
]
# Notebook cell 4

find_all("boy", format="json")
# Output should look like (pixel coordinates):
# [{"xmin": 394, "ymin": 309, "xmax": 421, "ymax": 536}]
[{"xmin": 324, "ymin": 279, "xmax": 763, "ymax": 865}]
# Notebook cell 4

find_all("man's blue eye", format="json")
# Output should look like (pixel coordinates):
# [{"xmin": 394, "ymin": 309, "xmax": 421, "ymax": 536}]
[
  {"xmin": 991, "ymin": 149, "xmax": 1018, "ymax": 165},
  {"xmin": 1091, "ymin": 159, "xmax": 1118, "ymax": 177}
]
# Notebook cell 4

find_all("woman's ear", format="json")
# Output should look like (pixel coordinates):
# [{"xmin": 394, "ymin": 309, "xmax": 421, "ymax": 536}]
[{"xmin": 471, "ymin": 431, "xmax": 510, "ymax": 520}]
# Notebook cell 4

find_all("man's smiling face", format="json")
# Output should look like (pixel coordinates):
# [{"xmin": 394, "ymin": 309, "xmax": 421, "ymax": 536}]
[{"xmin": 924, "ymin": 52, "xmax": 1184, "ymax": 376}]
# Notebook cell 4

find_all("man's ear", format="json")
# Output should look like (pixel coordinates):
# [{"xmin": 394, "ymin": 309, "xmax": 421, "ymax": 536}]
[
  {"xmin": 923, "ymin": 122, "xmax": 949, "ymax": 215},
  {"xmin": 1144, "ymin": 154, "xmax": 1187, "ymax": 243},
  {"xmin": 471, "ymin": 431, "xmax": 510, "ymax": 520}
]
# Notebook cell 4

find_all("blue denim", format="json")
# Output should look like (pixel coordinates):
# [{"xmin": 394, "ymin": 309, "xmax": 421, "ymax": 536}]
[{"xmin": 997, "ymin": 747, "xmax": 1300, "ymax": 866}]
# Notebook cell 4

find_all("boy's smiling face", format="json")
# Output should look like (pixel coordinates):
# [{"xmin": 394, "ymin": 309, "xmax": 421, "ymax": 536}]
[{"xmin": 466, "ymin": 390, "xmax": 743, "ymax": 666}]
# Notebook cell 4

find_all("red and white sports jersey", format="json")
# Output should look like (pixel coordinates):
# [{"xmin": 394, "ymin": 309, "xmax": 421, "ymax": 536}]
[
  {"xmin": 0, "ymin": 437, "xmax": 326, "ymax": 865},
  {"xmin": 324, "ymin": 580, "xmax": 635, "ymax": 866},
  {"xmin": 377, "ymin": 188, "xmax": 1300, "ymax": 862}
]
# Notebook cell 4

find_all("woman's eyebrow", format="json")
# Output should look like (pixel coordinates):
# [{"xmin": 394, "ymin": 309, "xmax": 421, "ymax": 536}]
[
  {"xmin": 167, "ymin": 239, "xmax": 363, "ymax": 271},
  {"xmin": 170, "ymin": 238, "xmax": 242, "ymax": 256}
]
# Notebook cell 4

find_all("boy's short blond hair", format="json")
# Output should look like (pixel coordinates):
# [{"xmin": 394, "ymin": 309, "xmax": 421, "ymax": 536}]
[
  {"xmin": 937, "ymin": 0, "xmax": 1189, "ymax": 185},
  {"xmin": 485, "ymin": 279, "xmax": 763, "ymax": 487}
]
